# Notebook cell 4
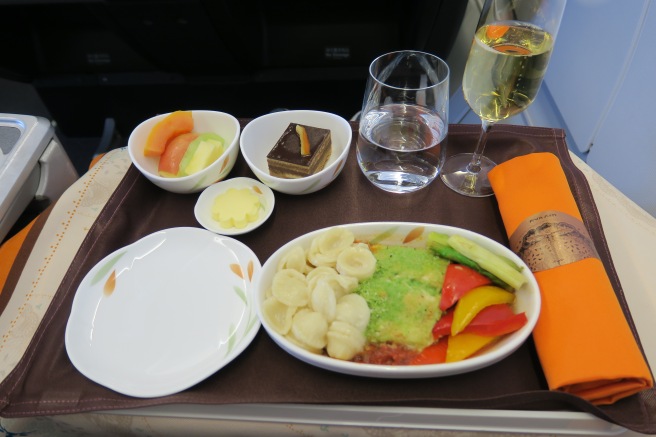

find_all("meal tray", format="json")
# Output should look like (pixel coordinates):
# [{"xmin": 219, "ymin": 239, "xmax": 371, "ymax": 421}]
[{"xmin": 1, "ymin": 122, "xmax": 654, "ymax": 434}]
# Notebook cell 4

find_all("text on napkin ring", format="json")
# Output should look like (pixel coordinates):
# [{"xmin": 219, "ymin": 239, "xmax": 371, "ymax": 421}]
[{"xmin": 509, "ymin": 210, "xmax": 599, "ymax": 273}]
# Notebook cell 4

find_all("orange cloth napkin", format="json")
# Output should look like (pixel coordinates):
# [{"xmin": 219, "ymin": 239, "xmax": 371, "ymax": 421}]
[{"xmin": 488, "ymin": 152, "xmax": 653, "ymax": 405}]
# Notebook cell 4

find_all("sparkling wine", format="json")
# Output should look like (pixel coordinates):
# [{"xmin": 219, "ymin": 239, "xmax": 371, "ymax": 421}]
[{"xmin": 462, "ymin": 22, "xmax": 554, "ymax": 122}]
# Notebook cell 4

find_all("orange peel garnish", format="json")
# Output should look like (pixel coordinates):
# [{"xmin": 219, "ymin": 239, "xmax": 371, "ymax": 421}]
[
  {"xmin": 296, "ymin": 125, "xmax": 311, "ymax": 156},
  {"xmin": 486, "ymin": 24, "xmax": 509, "ymax": 40}
]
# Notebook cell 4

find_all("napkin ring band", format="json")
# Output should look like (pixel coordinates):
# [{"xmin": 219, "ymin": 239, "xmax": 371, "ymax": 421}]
[{"xmin": 509, "ymin": 210, "xmax": 599, "ymax": 273}]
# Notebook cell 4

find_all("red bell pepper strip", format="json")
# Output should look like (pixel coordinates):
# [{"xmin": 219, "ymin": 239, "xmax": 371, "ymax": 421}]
[
  {"xmin": 433, "ymin": 303, "xmax": 528, "ymax": 339},
  {"xmin": 410, "ymin": 337, "xmax": 448, "ymax": 365},
  {"xmin": 439, "ymin": 263, "xmax": 491, "ymax": 311},
  {"xmin": 464, "ymin": 305, "xmax": 528, "ymax": 336},
  {"xmin": 432, "ymin": 310, "xmax": 454, "ymax": 338},
  {"xmin": 451, "ymin": 286, "xmax": 515, "ymax": 335}
]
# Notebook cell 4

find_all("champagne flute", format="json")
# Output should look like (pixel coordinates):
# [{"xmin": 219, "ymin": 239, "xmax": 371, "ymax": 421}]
[{"xmin": 441, "ymin": 0, "xmax": 566, "ymax": 197}]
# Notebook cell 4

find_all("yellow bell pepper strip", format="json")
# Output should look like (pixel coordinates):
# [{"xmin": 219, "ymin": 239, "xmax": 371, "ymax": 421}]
[
  {"xmin": 446, "ymin": 332, "xmax": 499, "ymax": 363},
  {"xmin": 451, "ymin": 285, "xmax": 515, "ymax": 336}
]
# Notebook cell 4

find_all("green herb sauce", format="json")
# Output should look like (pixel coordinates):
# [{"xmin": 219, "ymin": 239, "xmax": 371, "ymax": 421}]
[{"xmin": 355, "ymin": 245, "xmax": 448, "ymax": 350}]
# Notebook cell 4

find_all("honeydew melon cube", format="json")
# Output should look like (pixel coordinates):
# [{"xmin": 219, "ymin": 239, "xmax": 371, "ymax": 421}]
[{"xmin": 180, "ymin": 135, "xmax": 224, "ymax": 176}]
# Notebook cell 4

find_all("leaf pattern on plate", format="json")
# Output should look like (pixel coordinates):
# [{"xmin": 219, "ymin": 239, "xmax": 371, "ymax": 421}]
[
  {"xmin": 224, "ymin": 256, "xmax": 259, "ymax": 357},
  {"xmin": 226, "ymin": 285, "xmax": 259, "ymax": 356},
  {"xmin": 103, "ymin": 270, "xmax": 117, "ymax": 296},
  {"xmin": 300, "ymin": 178, "xmax": 323, "ymax": 194},
  {"xmin": 332, "ymin": 159, "xmax": 345, "ymax": 177},
  {"xmin": 227, "ymin": 322, "xmax": 237, "ymax": 354},
  {"xmin": 252, "ymin": 185, "xmax": 263, "ymax": 195},
  {"xmin": 369, "ymin": 226, "xmax": 399, "ymax": 245},
  {"xmin": 247, "ymin": 260, "xmax": 254, "ymax": 281},
  {"xmin": 220, "ymin": 157, "xmax": 229, "ymax": 173},
  {"xmin": 233, "ymin": 285, "xmax": 247, "ymax": 306},
  {"xmin": 193, "ymin": 177, "xmax": 208, "ymax": 190},
  {"xmin": 91, "ymin": 251, "xmax": 126, "ymax": 286},
  {"xmin": 403, "ymin": 226, "xmax": 425, "ymax": 244},
  {"xmin": 230, "ymin": 263, "xmax": 244, "ymax": 279},
  {"xmin": 231, "ymin": 261, "xmax": 255, "ymax": 282},
  {"xmin": 245, "ymin": 314, "xmax": 258, "ymax": 337}
]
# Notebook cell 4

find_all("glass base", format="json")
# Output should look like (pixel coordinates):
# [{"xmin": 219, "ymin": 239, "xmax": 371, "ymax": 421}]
[{"xmin": 440, "ymin": 153, "xmax": 497, "ymax": 197}]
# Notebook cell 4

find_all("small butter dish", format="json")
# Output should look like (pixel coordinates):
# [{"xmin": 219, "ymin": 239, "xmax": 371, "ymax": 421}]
[{"xmin": 195, "ymin": 177, "xmax": 275, "ymax": 236}]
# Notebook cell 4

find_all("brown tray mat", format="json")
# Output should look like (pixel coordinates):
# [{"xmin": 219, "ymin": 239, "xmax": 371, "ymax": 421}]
[{"xmin": 1, "ymin": 122, "xmax": 654, "ymax": 434}]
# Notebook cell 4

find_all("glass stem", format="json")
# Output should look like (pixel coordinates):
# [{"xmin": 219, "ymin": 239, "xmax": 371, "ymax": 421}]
[{"xmin": 467, "ymin": 119, "xmax": 494, "ymax": 174}]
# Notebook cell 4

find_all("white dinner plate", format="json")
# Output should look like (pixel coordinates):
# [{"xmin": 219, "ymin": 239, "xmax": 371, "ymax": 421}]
[
  {"xmin": 194, "ymin": 177, "xmax": 275, "ymax": 236},
  {"xmin": 65, "ymin": 227, "xmax": 261, "ymax": 398},
  {"xmin": 254, "ymin": 222, "xmax": 540, "ymax": 379}
]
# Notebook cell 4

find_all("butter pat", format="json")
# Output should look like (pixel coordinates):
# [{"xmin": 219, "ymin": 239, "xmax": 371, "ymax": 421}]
[{"xmin": 212, "ymin": 188, "xmax": 261, "ymax": 229}]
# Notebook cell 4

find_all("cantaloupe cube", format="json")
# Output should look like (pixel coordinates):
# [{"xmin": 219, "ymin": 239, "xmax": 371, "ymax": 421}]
[{"xmin": 144, "ymin": 111, "xmax": 194, "ymax": 157}]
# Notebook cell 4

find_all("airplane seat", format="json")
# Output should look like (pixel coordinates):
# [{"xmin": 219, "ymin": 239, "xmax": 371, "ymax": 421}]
[{"xmin": 0, "ymin": 0, "xmax": 469, "ymax": 243}]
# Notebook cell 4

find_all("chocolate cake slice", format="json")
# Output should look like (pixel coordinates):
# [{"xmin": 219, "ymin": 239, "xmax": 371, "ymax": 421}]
[{"xmin": 266, "ymin": 123, "xmax": 332, "ymax": 178}]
